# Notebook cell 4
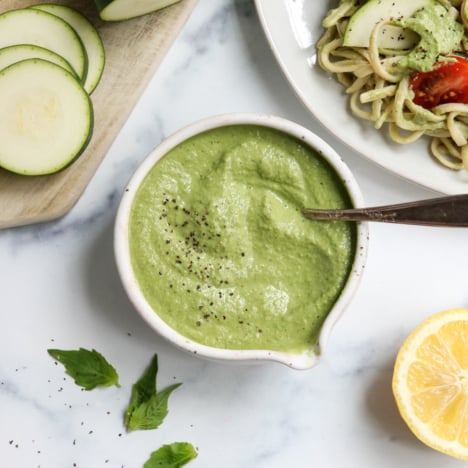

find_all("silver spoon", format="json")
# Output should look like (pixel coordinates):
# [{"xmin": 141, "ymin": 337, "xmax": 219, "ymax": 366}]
[{"xmin": 303, "ymin": 194, "xmax": 468, "ymax": 227}]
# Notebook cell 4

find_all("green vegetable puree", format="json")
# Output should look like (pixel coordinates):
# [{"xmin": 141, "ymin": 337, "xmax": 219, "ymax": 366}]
[
  {"xmin": 397, "ymin": 2, "xmax": 463, "ymax": 72},
  {"xmin": 129, "ymin": 125, "xmax": 356, "ymax": 353}
]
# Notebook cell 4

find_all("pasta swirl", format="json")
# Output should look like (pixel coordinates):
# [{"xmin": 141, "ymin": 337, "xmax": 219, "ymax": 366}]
[{"xmin": 318, "ymin": 0, "xmax": 468, "ymax": 171}]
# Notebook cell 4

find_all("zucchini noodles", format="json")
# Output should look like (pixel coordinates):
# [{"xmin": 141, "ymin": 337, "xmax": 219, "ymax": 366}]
[{"xmin": 317, "ymin": 0, "xmax": 468, "ymax": 170}]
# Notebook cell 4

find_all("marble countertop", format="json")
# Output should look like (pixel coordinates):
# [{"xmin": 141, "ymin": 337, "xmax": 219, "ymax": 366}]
[{"xmin": 2, "ymin": 1, "xmax": 468, "ymax": 467}]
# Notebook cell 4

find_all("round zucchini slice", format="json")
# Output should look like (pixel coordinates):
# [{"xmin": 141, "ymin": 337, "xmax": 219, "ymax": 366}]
[
  {"xmin": 0, "ymin": 44, "xmax": 78, "ymax": 79},
  {"xmin": 31, "ymin": 4, "xmax": 105, "ymax": 94},
  {"xmin": 0, "ymin": 8, "xmax": 87, "ymax": 81},
  {"xmin": 0, "ymin": 59, "xmax": 93, "ymax": 176}
]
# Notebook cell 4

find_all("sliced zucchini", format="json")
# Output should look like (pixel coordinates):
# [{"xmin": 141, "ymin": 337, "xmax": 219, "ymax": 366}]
[
  {"xmin": 0, "ymin": 44, "xmax": 78, "ymax": 79},
  {"xmin": 94, "ymin": 0, "xmax": 181, "ymax": 22},
  {"xmin": 31, "ymin": 4, "xmax": 105, "ymax": 94},
  {"xmin": 0, "ymin": 59, "xmax": 93, "ymax": 176},
  {"xmin": 0, "ymin": 8, "xmax": 87, "ymax": 82},
  {"xmin": 343, "ymin": 0, "xmax": 435, "ymax": 48}
]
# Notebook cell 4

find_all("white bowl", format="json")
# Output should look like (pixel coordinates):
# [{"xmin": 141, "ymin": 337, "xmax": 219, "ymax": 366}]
[{"xmin": 114, "ymin": 113, "xmax": 369, "ymax": 369}]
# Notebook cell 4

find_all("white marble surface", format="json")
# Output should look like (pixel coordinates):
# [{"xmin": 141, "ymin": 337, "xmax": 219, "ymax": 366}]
[{"xmin": 2, "ymin": 1, "xmax": 468, "ymax": 467}]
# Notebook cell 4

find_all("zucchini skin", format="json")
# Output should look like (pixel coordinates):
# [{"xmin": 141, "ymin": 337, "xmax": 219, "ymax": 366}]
[
  {"xmin": 93, "ymin": 0, "xmax": 113, "ymax": 10},
  {"xmin": 94, "ymin": 0, "xmax": 181, "ymax": 22},
  {"xmin": 55, "ymin": 96, "xmax": 94, "ymax": 175}
]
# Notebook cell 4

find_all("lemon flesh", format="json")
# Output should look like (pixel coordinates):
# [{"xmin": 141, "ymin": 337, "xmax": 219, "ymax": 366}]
[{"xmin": 393, "ymin": 308, "xmax": 468, "ymax": 460}]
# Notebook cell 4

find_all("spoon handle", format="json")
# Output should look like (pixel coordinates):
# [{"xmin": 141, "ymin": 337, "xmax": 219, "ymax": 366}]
[{"xmin": 303, "ymin": 194, "xmax": 468, "ymax": 227}]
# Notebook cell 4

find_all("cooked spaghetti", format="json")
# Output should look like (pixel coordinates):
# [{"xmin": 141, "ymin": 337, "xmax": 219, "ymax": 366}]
[{"xmin": 317, "ymin": 0, "xmax": 468, "ymax": 170}]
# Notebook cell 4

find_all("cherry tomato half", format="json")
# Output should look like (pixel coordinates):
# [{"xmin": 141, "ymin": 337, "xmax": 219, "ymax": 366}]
[{"xmin": 409, "ymin": 56, "xmax": 468, "ymax": 109}]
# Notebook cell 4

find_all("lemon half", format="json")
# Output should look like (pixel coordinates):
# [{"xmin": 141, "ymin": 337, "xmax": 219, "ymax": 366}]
[{"xmin": 393, "ymin": 308, "xmax": 468, "ymax": 460}]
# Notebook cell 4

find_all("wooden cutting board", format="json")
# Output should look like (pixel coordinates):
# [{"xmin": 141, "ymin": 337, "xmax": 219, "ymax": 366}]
[{"xmin": 0, "ymin": 0, "xmax": 197, "ymax": 229}]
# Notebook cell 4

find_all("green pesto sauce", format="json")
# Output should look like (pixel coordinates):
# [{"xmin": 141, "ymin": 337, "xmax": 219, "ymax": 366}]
[
  {"xmin": 397, "ymin": 3, "xmax": 463, "ymax": 72},
  {"xmin": 129, "ymin": 125, "xmax": 356, "ymax": 353}
]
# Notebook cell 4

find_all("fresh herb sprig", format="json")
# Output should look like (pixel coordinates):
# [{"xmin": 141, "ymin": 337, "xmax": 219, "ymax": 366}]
[
  {"xmin": 47, "ymin": 348, "xmax": 120, "ymax": 390},
  {"xmin": 125, "ymin": 353, "xmax": 181, "ymax": 431},
  {"xmin": 47, "ymin": 349, "xmax": 194, "ymax": 465},
  {"xmin": 144, "ymin": 442, "xmax": 198, "ymax": 468}
]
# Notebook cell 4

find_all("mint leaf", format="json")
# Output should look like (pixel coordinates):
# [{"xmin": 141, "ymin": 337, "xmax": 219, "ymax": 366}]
[
  {"xmin": 144, "ymin": 442, "xmax": 198, "ymax": 468},
  {"xmin": 127, "ymin": 383, "xmax": 181, "ymax": 431},
  {"xmin": 47, "ymin": 348, "xmax": 120, "ymax": 390},
  {"xmin": 125, "ymin": 353, "xmax": 181, "ymax": 431},
  {"xmin": 125, "ymin": 353, "xmax": 158, "ymax": 426}
]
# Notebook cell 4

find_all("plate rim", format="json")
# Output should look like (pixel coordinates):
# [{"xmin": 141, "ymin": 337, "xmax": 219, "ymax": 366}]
[{"xmin": 254, "ymin": 0, "xmax": 468, "ymax": 195}]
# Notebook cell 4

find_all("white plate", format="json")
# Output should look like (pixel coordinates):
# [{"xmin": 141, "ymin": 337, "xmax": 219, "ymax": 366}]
[{"xmin": 254, "ymin": 0, "xmax": 468, "ymax": 194}]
